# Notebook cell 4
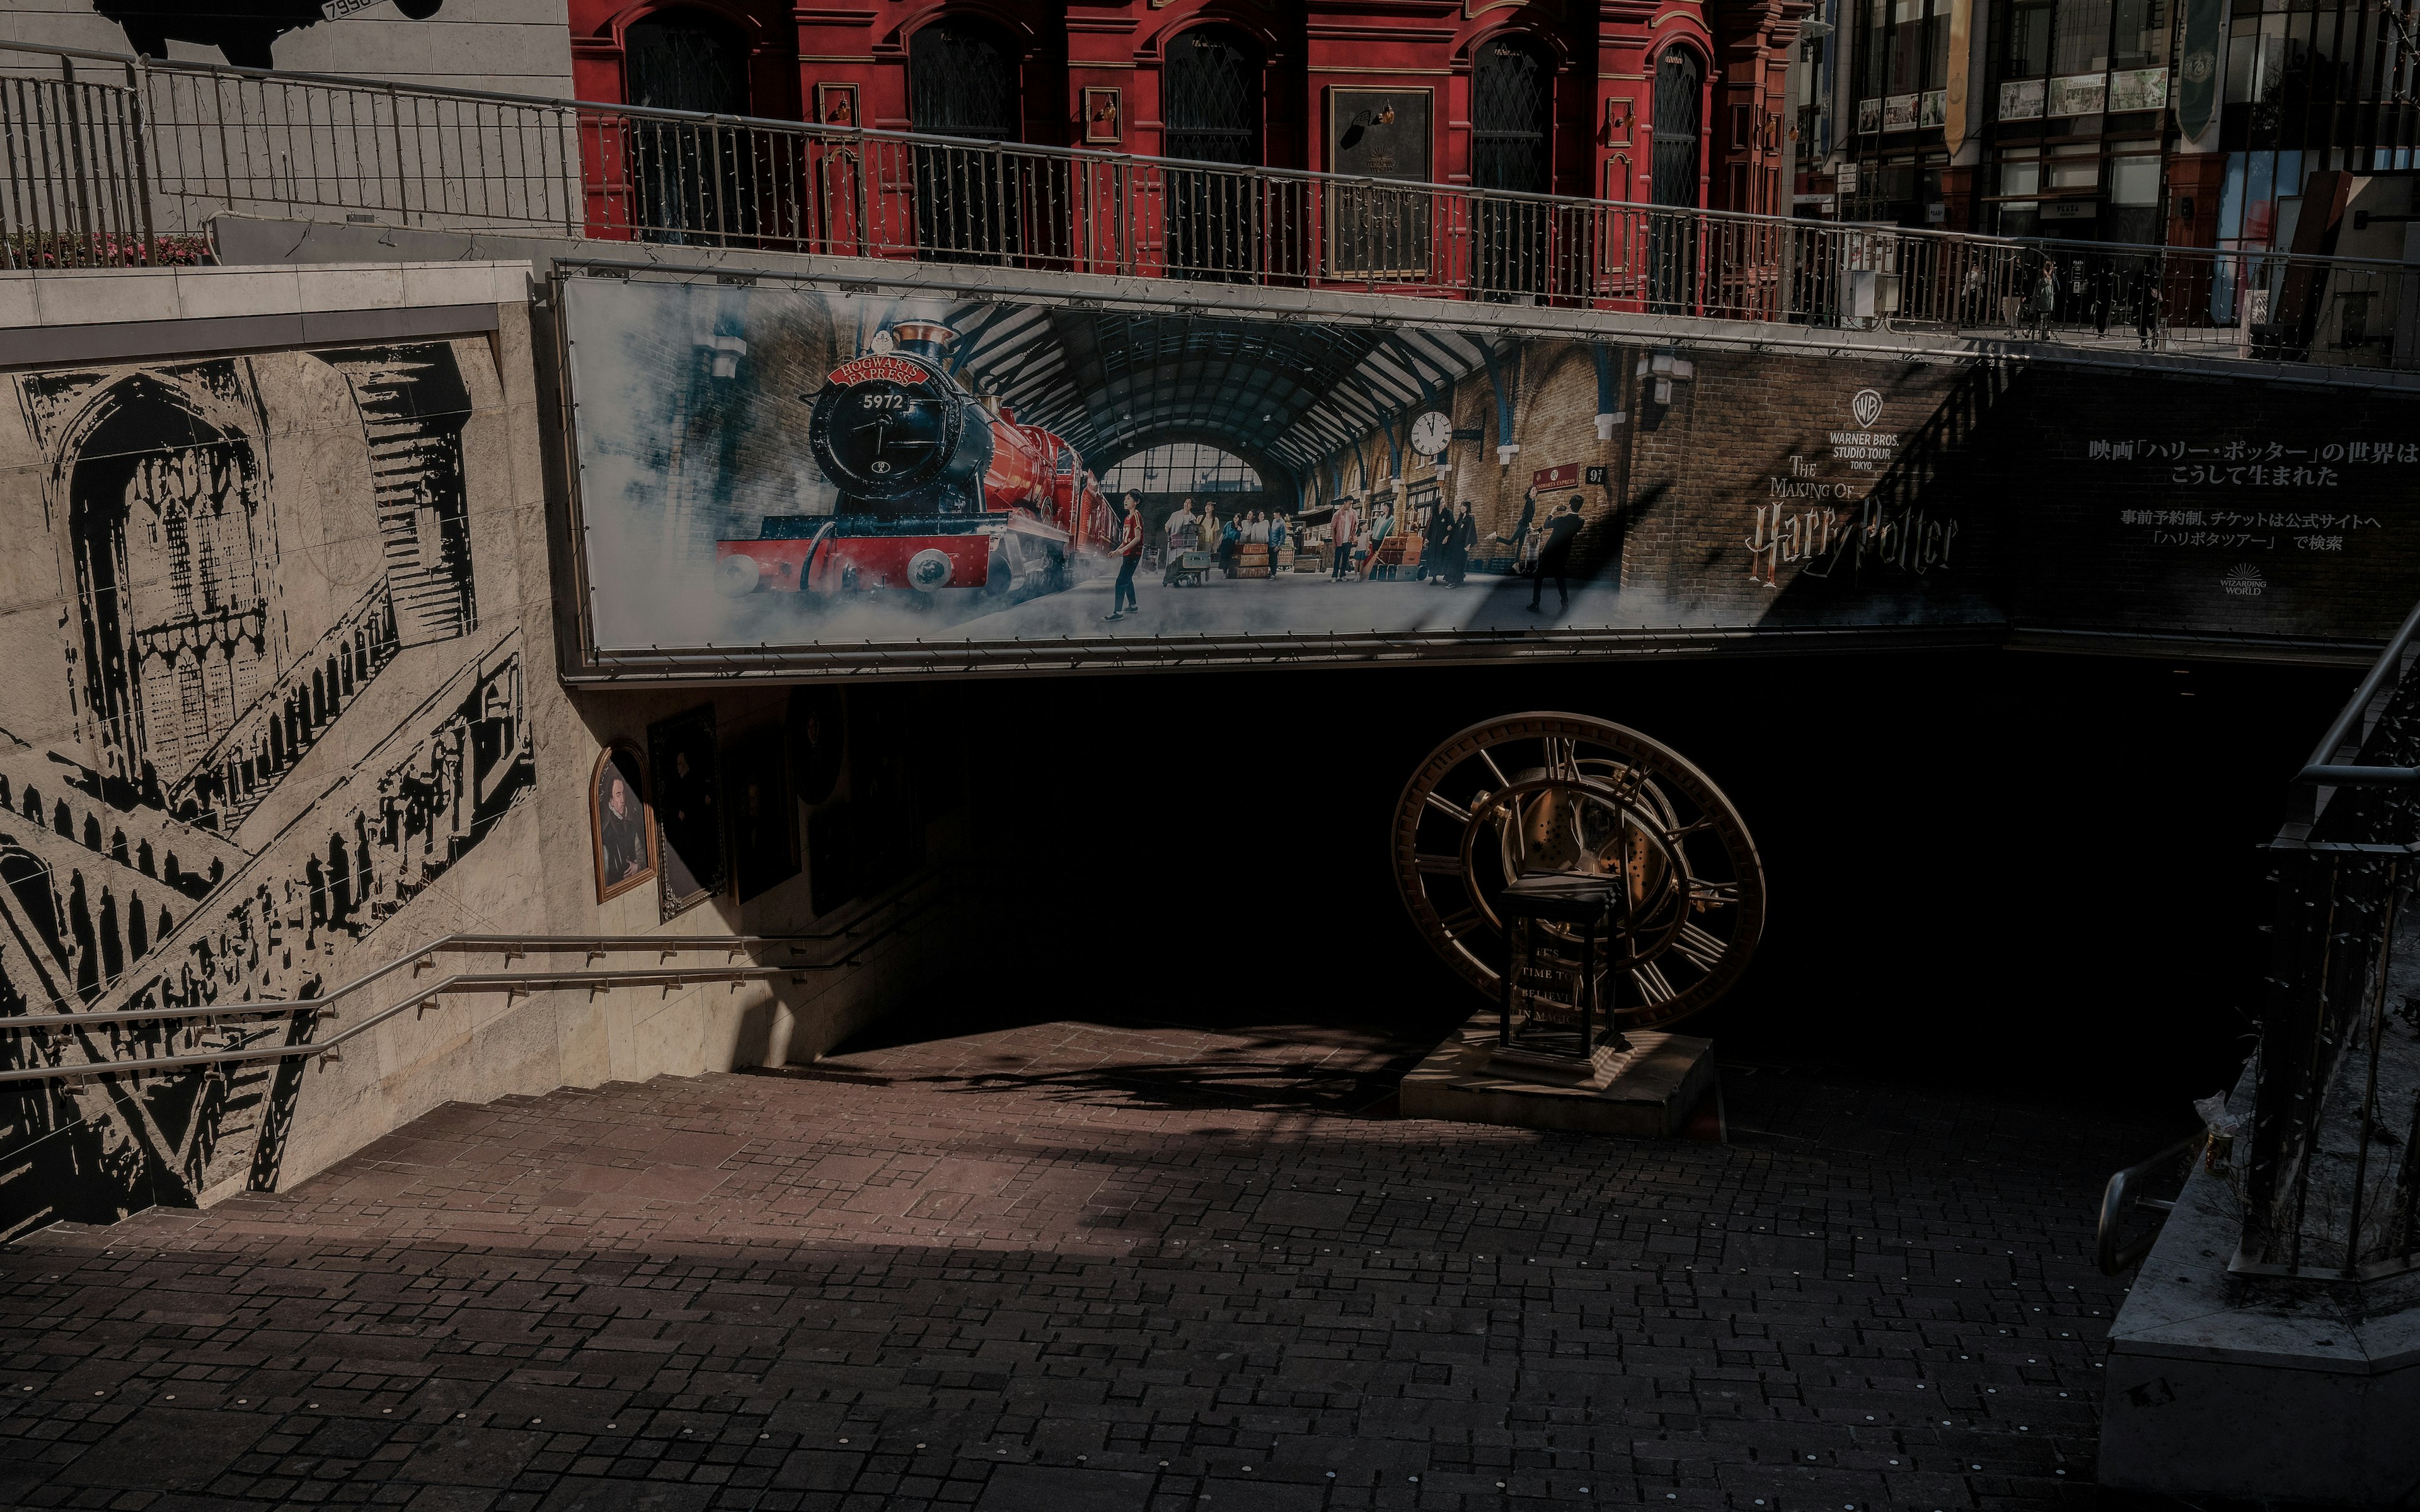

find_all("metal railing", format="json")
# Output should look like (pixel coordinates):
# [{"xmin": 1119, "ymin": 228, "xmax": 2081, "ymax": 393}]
[
  {"xmin": 2096, "ymin": 1133, "xmax": 2202, "ymax": 1274},
  {"xmin": 2237, "ymin": 597, "xmax": 2420, "ymax": 1280},
  {"xmin": 0, "ymin": 873, "xmax": 947, "ymax": 1087},
  {"xmin": 5, "ymin": 39, "xmax": 2417, "ymax": 374}
]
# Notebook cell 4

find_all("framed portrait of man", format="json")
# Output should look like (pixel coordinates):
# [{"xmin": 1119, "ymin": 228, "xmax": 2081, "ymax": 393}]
[
  {"xmin": 590, "ymin": 742, "xmax": 657, "ymax": 903},
  {"xmin": 648, "ymin": 705, "xmax": 726, "ymax": 919}
]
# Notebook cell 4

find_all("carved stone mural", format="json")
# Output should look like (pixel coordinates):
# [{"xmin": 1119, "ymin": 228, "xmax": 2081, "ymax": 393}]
[{"xmin": 0, "ymin": 338, "xmax": 534, "ymax": 1239}]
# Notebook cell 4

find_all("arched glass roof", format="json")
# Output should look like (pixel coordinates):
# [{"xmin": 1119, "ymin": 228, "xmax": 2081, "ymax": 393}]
[{"xmin": 831, "ymin": 294, "xmax": 1495, "ymax": 491}]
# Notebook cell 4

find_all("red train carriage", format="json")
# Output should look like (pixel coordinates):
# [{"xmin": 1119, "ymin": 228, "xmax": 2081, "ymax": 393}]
[{"xmin": 713, "ymin": 320, "xmax": 1114, "ymax": 602}]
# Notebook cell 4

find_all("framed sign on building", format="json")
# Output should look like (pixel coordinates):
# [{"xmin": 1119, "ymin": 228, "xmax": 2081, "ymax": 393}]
[
  {"xmin": 815, "ymin": 82, "xmax": 858, "ymax": 127},
  {"xmin": 648, "ymin": 705, "xmax": 725, "ymax": 919},
  {"xmin": 1083, "ymin": 86, "xmax": 1121, "ymax": 146},
  {"xmin": 1325, "ymin": 88, "xmax": 1432, "ymax": 278}
]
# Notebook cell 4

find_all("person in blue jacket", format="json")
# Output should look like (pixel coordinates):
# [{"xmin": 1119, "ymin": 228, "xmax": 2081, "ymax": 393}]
[{"xmin": 1266, "ymin": 513, "xmax": 1289, "ymax": 579}]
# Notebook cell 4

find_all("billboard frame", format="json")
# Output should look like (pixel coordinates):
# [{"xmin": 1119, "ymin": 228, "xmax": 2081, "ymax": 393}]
[{"xmin": 544, "ymin": 257, "xmax": 2393, "ymax": 687}]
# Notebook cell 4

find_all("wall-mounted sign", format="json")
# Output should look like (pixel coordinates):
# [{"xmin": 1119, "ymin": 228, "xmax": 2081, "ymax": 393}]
[
  {"xmin": 1533, "ymin": 463, "xmax": 1581, "ymax": 490},
  {"xmin": 2108, "ymin": 66, "xmax": 2170, "ymax": 113},
  {"xmin": 1884, "ymin": 93, "xmax": 1920, "ymax": 131},
  {"xmin": 1999, "ymin": 78, "xmax": 2046, "ymax": 120},
  {"xmin": 1857, "ymin": 97, "xmax": 1882, "ymax": 133},
  {"xmin": 1082, "ymin": 86, "xmax": 1122, "ymax": 146},
  {"xmin": 2048, "ymin": 72, "xmax": 2107, "ymax": 117},
  {"xmin": 1584, "ymin": 464, "xmax": 1611, "ymax": 486},
  {"xmin": 815, "ymin": 82, "xmax": 858, "ymax": 127},
  {"xmin": 2177, "ymin": 0, "xmax": 2223, "ymax": 137},
  {"xmin": 1943, "ymin": 0, "xmax": 1973, "ymax": 155},
  {"xmin": 1326, "ymin": 88, "xmax": 1434, "ymax": 278},
  {"xmin": 2043, "ymin": 200, "xmax": 2099, "ymax": 220},
  {"xmin": 1836, "ymin": 161, "xmax": 1860, "ymax": 193},
  {"xmin": 1919, "ymin": 89, "xmax": 1947, "ymax": 130}
]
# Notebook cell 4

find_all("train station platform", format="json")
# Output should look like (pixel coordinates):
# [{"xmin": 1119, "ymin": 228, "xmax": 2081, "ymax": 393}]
[{"xmin": 0, "ymin": 994, "xmax": 2170, "ymax": 1511}]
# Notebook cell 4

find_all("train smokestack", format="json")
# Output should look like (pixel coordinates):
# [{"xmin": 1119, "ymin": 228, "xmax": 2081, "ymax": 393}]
[{"xmin": 888, "ymin": 320, "xmax": 958, "ymax": 362}]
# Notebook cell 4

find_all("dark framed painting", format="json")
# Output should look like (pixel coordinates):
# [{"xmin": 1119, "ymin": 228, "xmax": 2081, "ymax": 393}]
[
  {"xmin": 786, "ymin": 685, "xmax": 847, "ymax": 806},
  {"xmin": 590, "ymin": 742, "xmax": 657, "ymax": 903},
  {"xmin": 648, "ymin": 704, "xmax": 725, "ymax": 919},
  {"xmin": 729, "ymin": 724, "xmax": 799, "ymax": 904},
  {"xmin": 1324, "ymin": 88, "xmax": 1433, "ymax": 278}
]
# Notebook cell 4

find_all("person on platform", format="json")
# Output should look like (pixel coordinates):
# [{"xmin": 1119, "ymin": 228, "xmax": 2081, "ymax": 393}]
[
  {"xmin": 1245, "ymin": 510, "xmax": 1267, "ymax": 544},
  {"xmin": 1424, "ymin": 500, "xmax": 1455, "ymax": 585},
  {"xmin": 1366, "ymin": 502, "xmax": 1393, "ymax": 580},
  {"xmin": 1104, "ymin": 490, "xmax": 1144, "ymax": 621},
  {"xmin": 1527, "ymin": 496, "xmax": 1586, "ymax": 613},
  {"xmin": 1219, "ymin": 510, "xmax": 1242, "ymax": 577},
  {"xmin": 1162, "ymin": 496, "xmax": 1201, "ymax": 586},
  {"xmin": 1329, "ymin": 497, "xmax": 1360, "ymax": 582},
  {"xmin": 1267, "ymin": 512, "xmax": 1289, "ymax": 578},
  {"xmin": 1443, "ymin": 501, "xmax": 1477, "ymax": 588},
  {"xmin": 1495, "ymin": 484, "xmax": 1538, "ymax": 571}
]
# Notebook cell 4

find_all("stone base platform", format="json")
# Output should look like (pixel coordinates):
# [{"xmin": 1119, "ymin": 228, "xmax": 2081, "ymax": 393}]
[{"xmin": 1398, "ymin": 1011, "xmax": 1717, "ymax": 1137}]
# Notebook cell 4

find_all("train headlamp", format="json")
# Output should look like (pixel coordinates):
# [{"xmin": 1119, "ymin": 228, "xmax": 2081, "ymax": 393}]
[{"xmin": 908, "ymin": 549, "xmax": 954, "ymax": 590}]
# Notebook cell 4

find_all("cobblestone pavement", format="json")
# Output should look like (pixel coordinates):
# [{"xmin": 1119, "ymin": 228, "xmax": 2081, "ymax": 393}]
[{"xmin": 0, "ymin": 1007, "xmax": 2180, "ymax": 1512}]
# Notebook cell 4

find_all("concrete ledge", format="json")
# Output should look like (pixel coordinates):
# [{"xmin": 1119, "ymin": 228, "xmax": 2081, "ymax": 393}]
[
  {"xmin": 1400, "ymin": 1012, "xmax": 1715, "ymax": 1138},
  {"xmin": 0, "ymin": 260, "xmax": 530, "ymax": 367},
  {"xmin": 2100, "ymin": 1111, "xmax": 2420, "ymax": 1503}
]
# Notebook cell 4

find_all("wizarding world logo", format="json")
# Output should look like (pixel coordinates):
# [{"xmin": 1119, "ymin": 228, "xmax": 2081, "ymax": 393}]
[
  {"xmin": 2221, "ymin": 563, "xmax": 2267, "ymax": 597},
  {"xmin": 1850, "ymin": 388, "xmax": 1883, "ymax": 430}
]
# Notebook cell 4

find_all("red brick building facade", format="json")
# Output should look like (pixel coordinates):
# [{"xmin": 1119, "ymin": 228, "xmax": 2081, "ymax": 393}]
[{"xmin": 567, "ymin": 1, "xmax": 1812, "ymax": 217}]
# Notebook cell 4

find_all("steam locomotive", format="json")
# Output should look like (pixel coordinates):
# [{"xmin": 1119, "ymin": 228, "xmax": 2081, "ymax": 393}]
[{"xmin": 713, "ymin": 320, "xmax": 1115, "ymax": 604}]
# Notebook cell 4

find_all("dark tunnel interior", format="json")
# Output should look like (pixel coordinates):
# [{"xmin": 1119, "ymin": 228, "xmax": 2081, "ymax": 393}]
[{"xmin": 953, "ymin": 646, "xmax": 2358, "ymax": 1119}]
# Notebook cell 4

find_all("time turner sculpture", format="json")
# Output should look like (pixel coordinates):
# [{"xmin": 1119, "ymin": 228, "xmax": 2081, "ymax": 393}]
[{"xmin": 1392, "ymin": 713, "xmax": 1766, "ymax": 1102}]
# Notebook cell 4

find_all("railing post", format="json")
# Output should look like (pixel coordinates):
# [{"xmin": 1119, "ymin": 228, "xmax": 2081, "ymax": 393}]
[
  {"xmin": 124, "ymin": 55, "xmax": 156, "ymax": 260},
  {"xmin": 387, "ymin": 80, "xmax": 409, "ymax": 225}
]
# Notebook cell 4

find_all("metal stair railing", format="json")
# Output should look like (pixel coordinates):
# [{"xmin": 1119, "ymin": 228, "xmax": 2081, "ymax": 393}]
[{"xmin": 0, "ymin": 872, "xmax": 949, "ymax": 1087}]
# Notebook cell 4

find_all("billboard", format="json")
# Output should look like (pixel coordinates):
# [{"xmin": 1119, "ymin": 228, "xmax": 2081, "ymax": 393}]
[{"xmin": 555, "ymin": 266, "xmax": 2420, "ymax": 681}]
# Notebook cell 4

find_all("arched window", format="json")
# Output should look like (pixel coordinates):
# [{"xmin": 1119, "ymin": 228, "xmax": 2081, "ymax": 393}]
[
  {"xmin": 908, "ymin": 18, "xmax": 1025, "ymax": 261},
  {"xmin": 1470, "ymin": 33, "xmax": 1555, "ymax": 297},
  {"xmin": 1647, "ymin": 46, "xmax": 1706, "ymax": 311},
  {"xmin": 1651, "ymin": 47, "xmax": 1705, "ymax": 209},
  {"xmin": 1163, "ymin": 25, "xmax": 1264, "ymax": 279},
  {"xmin": 1097, "ymin": 443, "xmax": 1262, "ymax": 496},
  {"xmin": 623, "ymin": 8, "xmax": 755, "ymax": 244},
  {"xmin": 1472, "ymin": 35, "xmax": 1553, "ymax": 195}
]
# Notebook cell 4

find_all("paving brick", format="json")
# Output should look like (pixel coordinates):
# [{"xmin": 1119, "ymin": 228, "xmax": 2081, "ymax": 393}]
[{"xmin": 2, "ymin": 1014, "xmax": 2167, "ymax": 1509}]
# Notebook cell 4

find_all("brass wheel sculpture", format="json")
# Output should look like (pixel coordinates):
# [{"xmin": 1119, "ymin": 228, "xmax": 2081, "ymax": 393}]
[{"xmin": 1392, "ymin": 713, "xmax": 1766, "ymax": 1031}]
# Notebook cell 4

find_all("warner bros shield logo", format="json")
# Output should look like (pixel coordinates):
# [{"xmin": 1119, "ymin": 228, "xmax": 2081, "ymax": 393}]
[{"xmin": 1850, "ymin": 388, "xmax": 1884, "ymax": 430}]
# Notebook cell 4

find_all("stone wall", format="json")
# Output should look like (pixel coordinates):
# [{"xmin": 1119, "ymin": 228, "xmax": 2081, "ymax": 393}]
[{"xmin": 0, "ymin": 263, "xmax": 963, "ymax": 1240}]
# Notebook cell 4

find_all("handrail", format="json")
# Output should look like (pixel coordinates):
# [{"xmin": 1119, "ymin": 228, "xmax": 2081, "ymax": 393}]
[
  {"xmin": 4, "ymin": 37, "xmax": 2417, "ymax": 282},
  {"xmin": 2294, "ymin": 595, "xmax": 2420, "ymax": 789},
  {"xmin": 0, "ymin": 873, "xmax": 947, "ymax": 1085},
  {"xmin": 2097, "ymin": 1133, "xmax": 2203, "ymax": 1275}
]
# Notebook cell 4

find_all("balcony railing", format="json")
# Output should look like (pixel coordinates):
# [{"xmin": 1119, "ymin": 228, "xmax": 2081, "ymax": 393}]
[{"xmin": 5, "ymin": 40, "xmax": 2417, "ymax": 375}]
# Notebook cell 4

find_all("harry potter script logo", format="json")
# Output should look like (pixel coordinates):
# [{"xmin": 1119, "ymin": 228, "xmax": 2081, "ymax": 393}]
[{"xmin": 1850, "ymin": 388, "xmax": 1884, "ymax": 430}]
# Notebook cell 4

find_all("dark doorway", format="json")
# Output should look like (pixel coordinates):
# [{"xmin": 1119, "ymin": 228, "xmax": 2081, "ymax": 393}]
[
  {"xmin": 1648, "ymin": 47, "xmax": 1705, "ymax": 311},
  {"xmin": 1470, "ymin": 33, "xmax": 1555, "ymax": 299},
  {"xmin": 909, "ymin": 18, "xmax": 1025, "ymax": 263},
  {"xmin": 625, "ymin": 8, "xmax": 755, "ymax": 244},
  {"xmin": 1162, "ymin": 25, "xmax": 1264, "ymax": 280}
]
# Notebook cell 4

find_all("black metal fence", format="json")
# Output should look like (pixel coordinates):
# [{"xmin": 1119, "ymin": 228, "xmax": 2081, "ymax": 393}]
[
  {"xmin": 5, "ymin": 40, "xmax": 2418, "ymax": 375},
  {"xmin": 2241, "ymin": 600, "xmax": 2420, "ymax": 1280}
]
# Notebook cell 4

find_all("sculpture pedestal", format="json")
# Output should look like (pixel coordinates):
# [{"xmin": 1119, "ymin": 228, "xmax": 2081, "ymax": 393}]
[{"xmin": 1399, "ymin": 1010, "xmax": 1717, "ymax": 1138}]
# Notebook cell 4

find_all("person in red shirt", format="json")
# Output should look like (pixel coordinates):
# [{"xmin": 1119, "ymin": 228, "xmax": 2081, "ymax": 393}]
[{"xmin": 1105, "ymin": 490, "xmax": 1144, "ymax": 621}]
